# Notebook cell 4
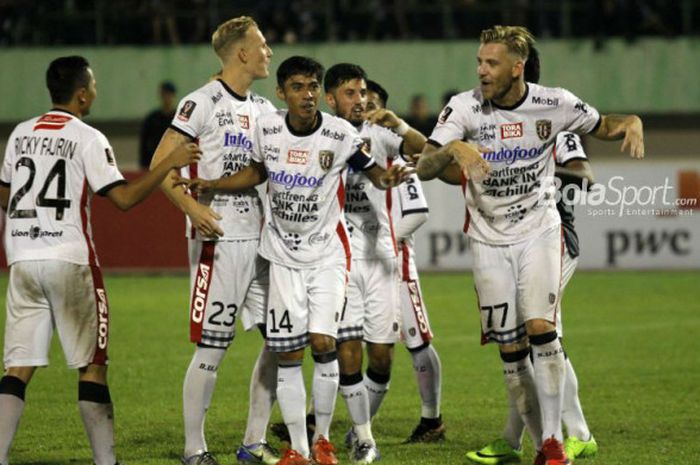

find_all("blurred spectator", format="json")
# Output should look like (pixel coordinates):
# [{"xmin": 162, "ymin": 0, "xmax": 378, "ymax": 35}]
[
  {"xmin": 404, "ymin": 94, "xmax": 434, "ymax": 137},
  {"xmin": 139, "ymin": 81, "xmax": 177, "ymax": 168}
]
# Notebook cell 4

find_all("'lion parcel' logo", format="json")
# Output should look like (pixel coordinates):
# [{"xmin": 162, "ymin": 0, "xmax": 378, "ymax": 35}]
[{"xmin": 191, "ymin": 263, "xmax": 211, "ymax": 323}]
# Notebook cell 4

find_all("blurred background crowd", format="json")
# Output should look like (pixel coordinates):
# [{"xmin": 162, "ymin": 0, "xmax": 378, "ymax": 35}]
[{"xmin": 0, "ymin": 0, "xmax": 696, "ymax": 49}]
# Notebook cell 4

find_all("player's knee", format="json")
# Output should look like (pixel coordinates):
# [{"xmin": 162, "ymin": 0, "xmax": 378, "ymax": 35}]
[
  {"xmin": 277, "ymin": 348, "xmax": 305, "ymax": 364},
  {"xmin": 339, "ymin": 371, "xmax": 363, "ymax": 388},
  {"xmin": 309, "ymin": 333, "xmax": 336, "ymax": 354},
  {"xmin": 525, "ymin": 318, "xmax": 556, "ymax": 336},
  {"xmin": 312, "ymin": 350, "xmax": 338, "ymax": 365},
  {"xmin": 78, "ymin": 380, "xmax": 111, "ymax": 404},
  {"xmin": 78, "ymin": 363, "xmax": 108, "ymax": 384},
  {"xmin": 5, "ymin": 366, "xmax": 36, "ymax": 384},
  {"xmin": 499, "ymin": 346, "xmax": 531, "ymax": 363},
  {"xmin": 499, "ymin": 339, "xmax": 530, "ymax": 354},
  {"xmin": 406, "ymin": 341, "xmax": 430, "ymax": 353},
  {"xmin": 367, "ymin": 343, "xmax": 394, "ymax": 375},
  {"xmin": 528, "ymin": 330, "xmax": 558, "ymax": 346},
  {"xmin": 0, "ymin": 375, "xmax": 28, "ymax": 401},
  {"xmin": 337, "ymin": 340, "xmax": 363, "ymax": 374}
]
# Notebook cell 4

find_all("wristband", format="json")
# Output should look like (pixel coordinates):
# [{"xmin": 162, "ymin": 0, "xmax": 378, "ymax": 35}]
[{"xmin": 394, "ymin": 119, "xmax": 410, "ymax": 136}]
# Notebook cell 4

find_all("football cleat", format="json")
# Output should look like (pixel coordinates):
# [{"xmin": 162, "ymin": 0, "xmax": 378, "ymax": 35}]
[
  {"xmin": 181, "ymin": 451, "xmax": 220, "ymax": 465},
  {"xmin": 403, "ymin": 417, "xmax": 446, "ymax": 443},
  {"xmin": 237, "ymin": 441, "xmax": 281, "ymax": 464},
  {"xmin": 311, "ymin": 435, "xmax": 338, "ymax": 465},
  {"xmin": 352, "ymin": 442, "xmax": 380, "ymax": 465},
  {"xmin": 465, "ymin": 438, "xmax": 523, "ymax": 464},
  {"xmin": 541, "ymin": 437, "xmax": 571, "ymax": 465},
  {"xmin": 277, "ymin": 449, "xmax": 310, "ymax": 465},
  {"xmin": 564, "ymin": 435, "xmax": 597, "ymax": 459}
]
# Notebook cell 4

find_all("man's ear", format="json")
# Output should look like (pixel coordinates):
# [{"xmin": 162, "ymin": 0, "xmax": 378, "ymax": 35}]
[
  {"xmin": 275, "ymin": 85, "xmax": 285, "ymax": 102},
  {"xmin": 512, "ymin": 60, "xmax": 524, "ymax": 79},
  {"xmin": 325, "ymin": 92, "xmax": 336, "ymax": 110},
  {"xmin": 76, "ymin": 87, "xmax": 88, "ymax": 104}
]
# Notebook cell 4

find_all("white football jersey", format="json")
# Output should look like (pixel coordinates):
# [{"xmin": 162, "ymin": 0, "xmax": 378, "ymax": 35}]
[
  {"xmin": 1, "ymin": 110, "xmax": 126, "ymax": 266},
  {"xmin": 391, "ymin": 166, "xmax": 429, "ymax": 280},
  {"xmin": 344, "ymin": 121, "xmax": 404, "ymax": 259},
  {"xmin": 171, "ymin": 79, "xmax": 276, "ymax": 241},
  {"xmin": 251, "ymin": 110, "xmax": 374, "ymax": 269},
  {"xmin": 429, "ymin": 83, "xmax": 600, "ymax": 245}
]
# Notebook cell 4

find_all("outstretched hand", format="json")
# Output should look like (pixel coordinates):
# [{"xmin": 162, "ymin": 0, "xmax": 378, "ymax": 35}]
[
  {"xmin": 167, "ymin": 143, "xmax": 202, "ymax": 168},
  {"xmin": 617, "ymin": 116, "xmax": 644, "ymax": 159},
  {"xmin": 447, "ymin": 141, "xmax": 491, "ymax": 181},
  {"xmin": 380, "ymin": 164, "xmax": 415, "ymax": 188},
  {"xmin": 365, "ymin": 108, "xmax": 402, "ymax": 129}
]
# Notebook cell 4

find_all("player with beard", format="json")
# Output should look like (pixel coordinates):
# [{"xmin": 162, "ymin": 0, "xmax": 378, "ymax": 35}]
[
  {"xmin": 416, "ymin": 25, "xmax": 643, "ymax": 465},
  {"xmin": 465, "ymin": 46, "xmax": 598, "ymax": 465}
]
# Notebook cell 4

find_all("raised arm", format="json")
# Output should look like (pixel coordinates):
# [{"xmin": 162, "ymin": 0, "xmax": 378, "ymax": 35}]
[
  {"xmin": 182, "ymin": 162, "xmax": 267, "ymax": 194},
  {"xmin": 149, "ymin": 128, "xmax": 224, "ymax": 237},
  {"xmin": 365, "ymin": 108, "xmax": 427, "ymax": 155},
  {"xmin": 592, "ymin": 114, "xmax": 644, "ymax": 159},
  {"xmin": 106, "ymin": 142, "xmax": 201, "ymax": 211}
]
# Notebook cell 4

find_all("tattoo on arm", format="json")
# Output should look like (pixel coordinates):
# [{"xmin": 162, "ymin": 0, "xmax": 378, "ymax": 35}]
[{"xmin": 416, "ymin": 150, "xmax": 453, "ymax": 180}]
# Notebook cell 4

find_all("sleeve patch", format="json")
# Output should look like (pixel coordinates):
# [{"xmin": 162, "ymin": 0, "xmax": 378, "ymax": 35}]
[
  {"xmin": 438, "ymin": 106, "xmax": 453, "ymax": 124},
  {"xmin": 177, "ymin": 100, "xmax": 197, "ymax": 122}
]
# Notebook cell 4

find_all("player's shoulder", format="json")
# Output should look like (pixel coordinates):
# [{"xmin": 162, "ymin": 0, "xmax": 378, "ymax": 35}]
[
  {"xmin": 527, "ymin": 83, "xmax": 576, "ymax": 107},
  {"xmin": 257, "ymin": 109, "xmax": 285, "ymax": 126},
  {"xmin": 179, "ymin": 81, "xmax": 220, "ymax": 109},
  {"xmin": 249, "ymin": 92, "xmax": 275, "ymax": 111},
  {"xmin": 321, "ymin": 112, "xmax": 359, "ymax": 138},
  {"xmin": 446, "ymin": 88, "xmax": 484, "ymax": 108}
]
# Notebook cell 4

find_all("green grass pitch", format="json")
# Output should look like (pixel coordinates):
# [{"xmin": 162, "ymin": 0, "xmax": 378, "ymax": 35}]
[{"xmin": 1, "ymin": 271, "xmax": 699, "ymax": 465}]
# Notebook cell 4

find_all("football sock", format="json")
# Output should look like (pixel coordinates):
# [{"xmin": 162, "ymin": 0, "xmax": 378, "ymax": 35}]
[
  {"xmin": 0, "ymin": 376, "xmax": 27, "ymax": 465},
  {"xmin": 182, "ymin": 346, "xmax": 226, "ymax": 456},
  {"xmin": 501, "ymin": 349, "xmax": 539, "ymax": 450},
  {"xmin": 562, "ymin": 357, "xmax": 591, "ymax": 440},
  {"xmin": 243, "ymin": 345, "xmax": 277, "ymax": 445},
  {"xmin": 364, "ymin": 368, "xmax": 390, "ymax": 419},
  {"xmin": 78, "ymin": 381, "xmax": 116, "ymax": 465},
  {"xmin": 409, "ymin": 344, "xmax": 442, "ymax": 419},
  {"xmin": 277, "ymin": 362, "xmax": 309, "ymax": 457},
  {"xmin": 530, "ymin": 332, "xmax": 566, "ymax": 442},
  {"xmin": 311, "ymin": 351, "xmax": 339, "ymax": 442},
  {"xmin": 339, "ymin": 372, "xmax": 374, "ymax": 445}
]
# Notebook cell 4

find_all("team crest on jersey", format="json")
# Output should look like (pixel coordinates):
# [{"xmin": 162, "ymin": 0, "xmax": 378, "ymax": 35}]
[
  {"xmin": 536, "ymin": 119, "xmax": 552, "ymax": 141},
  {"xmin": 319, "ymin": 150, "xmax": 334, "ymax": 171},
  {"xmin": 177, "ymin": 100, "xmax": 197, "ymax": 122},
  {"xmin": 287, "ymin": 149, "xmax": 309, "ymax": 165},
  {"xmin": 238, "ymin": 114, "xmax": 250, "ymax": 129}
]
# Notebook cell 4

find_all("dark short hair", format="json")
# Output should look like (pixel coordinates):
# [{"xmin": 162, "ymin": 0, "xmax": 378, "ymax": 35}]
[
  {"xmin": 323, "ymin": 63, "xmax": 367, "ymax": 93},
  {"xmin": 366, "ymin": 80, "xmax": 389, "ymax": 105},
  {"xmin": 524, "ymin": 46, "xmax": 540, "ymax": 84},
  {"xmin": 160, "ymin": 81, "xmax": 177, "ymax": 94},
  {"xmin": 46, "ymin": 56, "xmax": 91, "ymax": 105},
  {"xmin": 276, "ymin": 56, "xmax": 324, "ymax": 88}
]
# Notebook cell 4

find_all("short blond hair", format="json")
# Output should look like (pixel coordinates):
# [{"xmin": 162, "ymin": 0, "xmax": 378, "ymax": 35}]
[
  {"xmin": 480, "ymin": 25, "xmax": 534, "ymax": 60},
  {"xmin": 211, "ymin": 16, "xmax": 258, "ymax": 60}
]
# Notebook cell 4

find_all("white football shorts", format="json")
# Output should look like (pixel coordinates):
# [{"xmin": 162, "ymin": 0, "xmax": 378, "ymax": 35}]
[
  {"xmin": 338, "ymin": 257, "xmax": 401, "ymax": 344},
  {"xmin": 188, "ymin": 239, "xmax": 269, "ymax": 348},
  {"xmin": 4, "ymin": 260, "xmax": 110, "ymax": 369},
  {"xmin": 470, "ymin": 224, "xmax": 563, "ymax": 345},
  {"xmin": 265, "ymin": 260, "xmax": 348, "ymax": 352}
]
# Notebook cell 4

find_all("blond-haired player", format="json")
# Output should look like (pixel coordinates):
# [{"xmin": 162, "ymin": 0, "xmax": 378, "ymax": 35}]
[
  {"xmin": 416, "ymin": 25, "xmax": 643, "ymax": 465},
  {"xmin": 149, "ymin": 16, "xmax": 279, "ymax": 465}
]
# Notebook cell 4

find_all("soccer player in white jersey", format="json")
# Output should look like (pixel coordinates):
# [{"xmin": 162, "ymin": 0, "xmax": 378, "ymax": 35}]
[
  {"xmin": 415, "ymin": 26, "xmax": 644, "ymax": 465},
  {"xmin": 179, "ymin": 56, "xmax": 409, "ymax": 465},
  {"xmin": 466, "ymin": 46, "xmax": 598, "ymax": 465},
  {"xmin": 365, "ymin": 81, "xmax": 445, "ymax": 444},
  {"xmin": 148, "ymin": 16, "xmax": 279, "ymax": 465},
  {"xmin": 0, "ymin": 56, "xmax": 200, "ymax": 465},
  {"xmin": 321, "ymin": 65, "xmax": 426, "ymax": 463}
]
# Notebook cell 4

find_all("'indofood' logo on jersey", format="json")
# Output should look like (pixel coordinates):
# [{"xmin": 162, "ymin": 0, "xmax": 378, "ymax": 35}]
[
  {"xmin": 268, "ymin": 169, "xmax": 325, "ymax": 189},
  {"xmin": 223, "ymin": 132, "xmax": 253, "ymax": 150},
  {"xmin": 321, "ymin": 128, "xmax": 346, "ymax": 141},
  {"xmin": 482, "ymin": 145, "xmax": 546, "ymax": 165}
]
